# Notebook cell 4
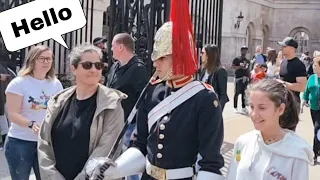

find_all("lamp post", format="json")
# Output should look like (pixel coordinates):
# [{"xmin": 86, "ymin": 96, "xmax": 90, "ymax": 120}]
[{"xmin": 234, "ymin": 11, "xmax": 244, "ymax": 29}]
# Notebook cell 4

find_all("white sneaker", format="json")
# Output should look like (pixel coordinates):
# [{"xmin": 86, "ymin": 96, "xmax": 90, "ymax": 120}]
[
  {"xmin": 242, "ymin": 108, "xmax": 249, "ymax": 114},
  {"xmin": 234, "ymin": 108, "xmax": 238, "ymax": 113}
]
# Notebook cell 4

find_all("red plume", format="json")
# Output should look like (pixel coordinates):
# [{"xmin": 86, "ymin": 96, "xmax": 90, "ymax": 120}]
[{"xmin": 170, "ymin": 0, "xmax": 198, "ymax": 76}]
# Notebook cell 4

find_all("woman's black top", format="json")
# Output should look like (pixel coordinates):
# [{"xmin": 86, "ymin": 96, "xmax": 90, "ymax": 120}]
[{"xmin": 51, "ymin": 91, "xmax": 97, "ymax": 180}]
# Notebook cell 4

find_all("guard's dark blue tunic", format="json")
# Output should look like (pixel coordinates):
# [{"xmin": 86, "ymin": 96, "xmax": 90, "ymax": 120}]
[{"xmin": 130, "ymin": 78, "xmax": 224, "ymax": 180}]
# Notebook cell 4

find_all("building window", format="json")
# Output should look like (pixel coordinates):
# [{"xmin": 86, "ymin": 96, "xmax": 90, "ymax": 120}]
[{"xmin": 293, "ymin": 31, "xmax": 309, "ymax": 55}]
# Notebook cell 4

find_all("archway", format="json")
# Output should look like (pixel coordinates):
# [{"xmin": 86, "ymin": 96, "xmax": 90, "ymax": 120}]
[
  {"xmin": 246, "ymin": 22, "xmax": 256, "ymax": 58},
  {"xmin": 289, "ymin": 27, "xmax": 311, "ymax": 56},
  {"xmin": 263, "ymin": 25, "xmax": 270, "ymax": 52}
]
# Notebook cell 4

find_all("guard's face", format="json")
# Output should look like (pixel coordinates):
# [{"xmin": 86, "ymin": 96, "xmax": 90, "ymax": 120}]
[
  {"xmin": 249, "ymin": 90, "xmax": 285, "ymax": 132},
  {"xmin": 153, "ymin": 55, "xmax": 173, "ymax": 79},
  {"xmin": 72, "ymin": 52, "xmax": 102, "ymax": 86}
]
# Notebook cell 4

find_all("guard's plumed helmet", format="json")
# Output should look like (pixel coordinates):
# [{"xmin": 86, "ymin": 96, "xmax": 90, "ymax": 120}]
[
  {"xmin": 151, "ymin": 0, "xmax": 198, "ymax": 76},
  {"xmin": 151, "ymin": 22, "xmax": 173, "ymax": 62}
]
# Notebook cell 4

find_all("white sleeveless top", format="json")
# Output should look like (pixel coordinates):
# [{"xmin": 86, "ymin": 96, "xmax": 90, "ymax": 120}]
[{"xmin": 266, "ymin": 62, "xmax": 277, "ymax": 76}]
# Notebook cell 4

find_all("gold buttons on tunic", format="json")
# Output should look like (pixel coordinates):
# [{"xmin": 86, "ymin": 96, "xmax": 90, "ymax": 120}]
[
  {"xmin": 163, "ymin": 116, "xmax": 169, "ymax": 121},
  {"xmin": 159, "ymin": 134, "xmax": 165, "ymax": 139},
  {"xmin": 159, "ymin": 124, "xmax": 166, "ymax": 130},
  {"xmin": 158, "ymin": 144, "xmax": 163, "ymax": 149},
  {"xmin": 157, "ymin": 153, "xmax": 163, "ymax": 158}
]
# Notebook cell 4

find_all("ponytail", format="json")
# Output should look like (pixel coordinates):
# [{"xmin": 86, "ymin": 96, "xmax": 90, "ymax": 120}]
[{"xmin": 279, "ymin": 89, "xmax": 299, "ymax": 130}]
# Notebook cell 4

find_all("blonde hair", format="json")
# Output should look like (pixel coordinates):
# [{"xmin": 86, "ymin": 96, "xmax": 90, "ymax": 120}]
[
  {"xmin": 18, "ymin": 45, "xmax": 55, "ymax": 79},
  {"xmin": 313, "ymin": 50, "xmax": 320, "ymax": 58}
]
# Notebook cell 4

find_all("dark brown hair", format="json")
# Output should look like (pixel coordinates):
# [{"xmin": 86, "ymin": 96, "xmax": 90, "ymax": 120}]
[
  {"xmin": 114, "ymin": 33, "xmax": 135, "ymax": 52},
  {"xmin": 267, "ymin": 49, "xmax": 277, "ymax": 65},
  {"xmin": 248, "ymin": 79, "xmax": 299, "ymax": 130},
  {"xmin": 203, "ymin": 44, "xmax": 221, "ymax": 74}
]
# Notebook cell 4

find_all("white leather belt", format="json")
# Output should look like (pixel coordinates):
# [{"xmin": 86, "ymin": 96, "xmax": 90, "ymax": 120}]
[{"xmin": 146, "ymin": 159, "xmax": 194, "ymax": 180}]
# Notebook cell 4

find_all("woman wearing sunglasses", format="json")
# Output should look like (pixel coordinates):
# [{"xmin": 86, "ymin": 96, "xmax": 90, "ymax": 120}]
[{"xmin": 38, "ymin": 44, "xmax": 126, "ymax": 180}]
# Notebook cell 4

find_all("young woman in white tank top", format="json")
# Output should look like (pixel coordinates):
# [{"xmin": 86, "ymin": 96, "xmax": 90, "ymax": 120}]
[{"xmin": 266, "ymin": 49, "xmax": 280, "ymax": 79}]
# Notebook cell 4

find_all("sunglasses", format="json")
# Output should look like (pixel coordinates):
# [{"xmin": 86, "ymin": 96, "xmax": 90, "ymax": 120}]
[{"xmin": 78, "ymin": 61, "xmax": 104, "ymax": 70}]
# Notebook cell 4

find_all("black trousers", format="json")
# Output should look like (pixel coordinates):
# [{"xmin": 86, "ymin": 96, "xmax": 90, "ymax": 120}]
[
  {"xmin": 311, "ymin": 109, "xmax": 320, "ymax": 156},
  {"xmin": 233, "ymin": 78, "xmax": 248, "ymax": 109}
]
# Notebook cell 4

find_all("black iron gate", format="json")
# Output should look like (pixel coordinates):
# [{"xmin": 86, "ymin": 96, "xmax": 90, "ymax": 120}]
[
  {"xmin": 0, "ymin": 0, "xmax": 223, "ymax": 78},
  {"xmin": 0, "ymin": 0, "xmax": 95, "ymax": 77},
  {"xmin": 107, "ymin": 0, "xmax": 224, "ymax": 74}
]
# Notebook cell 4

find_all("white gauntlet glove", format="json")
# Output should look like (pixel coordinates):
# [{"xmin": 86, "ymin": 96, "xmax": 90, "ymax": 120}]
[
  {"xmin": 85, "ymin": 148, "xmax": 145, "ymax": 180},
  {"xmin": 85, "ymin": 157, "xmax": 118, "ymax": 180}
]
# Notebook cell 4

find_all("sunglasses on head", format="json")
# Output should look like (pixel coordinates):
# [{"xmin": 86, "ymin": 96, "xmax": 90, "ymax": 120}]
[{"xmin": 78, "ymin": 61, "xmax": 104, "ymax": 70}]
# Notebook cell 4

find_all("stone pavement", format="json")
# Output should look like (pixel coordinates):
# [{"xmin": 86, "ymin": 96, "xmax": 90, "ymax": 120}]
[{"xmin": 0, "ymin": 82, "xmax": 319, "ymax": 179}]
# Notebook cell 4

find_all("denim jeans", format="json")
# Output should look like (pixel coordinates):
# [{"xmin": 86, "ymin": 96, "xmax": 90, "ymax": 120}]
[
  {"xmin": 4, "ymin": 137, "xmax": 41, "ymax": 180},
  {"xmin": 123, "ymin": 123, "xmax": 140, "ymax": 180}
]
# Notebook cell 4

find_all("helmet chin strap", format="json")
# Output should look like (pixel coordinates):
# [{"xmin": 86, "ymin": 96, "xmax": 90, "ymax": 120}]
[{"xmin": 159, "ymin": 67, "xmax": 173, "ymax": 82}]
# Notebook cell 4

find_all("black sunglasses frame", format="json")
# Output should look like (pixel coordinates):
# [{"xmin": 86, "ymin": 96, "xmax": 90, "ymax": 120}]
[{"xmin": 78, "ymin": 61, "xmax": 104, "ymax": 70}]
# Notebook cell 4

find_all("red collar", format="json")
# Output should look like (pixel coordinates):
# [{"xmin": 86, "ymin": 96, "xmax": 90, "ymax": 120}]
[{"xmin": 166, "ymin": 76, "xmax": 194, "ymax": 88}]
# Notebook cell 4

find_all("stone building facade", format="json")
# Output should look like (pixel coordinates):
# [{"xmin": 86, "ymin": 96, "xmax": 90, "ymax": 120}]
[{"xmin": 221, "ymin": 0, "xmax": 320, "ymax": 71}]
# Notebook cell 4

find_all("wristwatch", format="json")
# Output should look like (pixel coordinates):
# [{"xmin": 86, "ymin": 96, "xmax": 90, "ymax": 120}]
[{"xmin": 28, "ymin": 121, "xmax": 35, "ymax": 129}]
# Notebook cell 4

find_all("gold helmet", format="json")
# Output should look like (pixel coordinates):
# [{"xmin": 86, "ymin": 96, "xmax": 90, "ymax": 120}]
[
  {"xmin": 150, "ymin": 0, "xmax": 198, "ymax": 77},
  {"xmin": 151, "ymin": 22, "xmax": 173, "ymax": 62}
]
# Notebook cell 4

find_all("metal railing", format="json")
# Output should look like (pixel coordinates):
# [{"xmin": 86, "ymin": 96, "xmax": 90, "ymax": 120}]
[{"xmin": 107, "ymin": 0, "xmax": 224, "ymax": 74}]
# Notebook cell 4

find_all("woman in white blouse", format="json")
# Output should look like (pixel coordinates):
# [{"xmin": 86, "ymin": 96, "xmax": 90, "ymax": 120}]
[{"xmin": 266, "ymin": 49, "xmax": 280, "ymax": 79}]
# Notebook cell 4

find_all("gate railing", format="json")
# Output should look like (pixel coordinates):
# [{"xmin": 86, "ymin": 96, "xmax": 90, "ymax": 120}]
[
  {"xmin": 107, "ymin": 0, "xmax": 224, "ymax": 75},
  {"xmin": 1, "ymin": 0, "xmax": 224, "ymax": 83},
  {"xmin": 0, "ymin": 0, "xmax": 95, "ymax": 75},
  {"xmin": 107, "ymin": 0, "xmax": 170, "ymax": 75}
]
